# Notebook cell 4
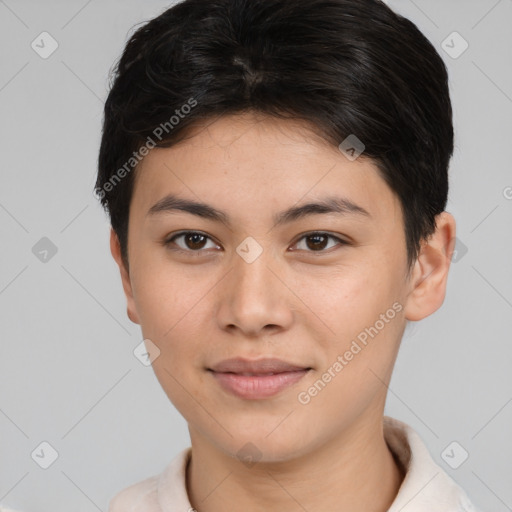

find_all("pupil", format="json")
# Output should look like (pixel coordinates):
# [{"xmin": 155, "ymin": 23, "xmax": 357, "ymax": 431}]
[
  {"xmin": 307, "ymin": 234, "xmax": 327, "ymax": 250},
  {"xmin": 187, "ymin": 233, "xmax": 206, "ymax": 249}
]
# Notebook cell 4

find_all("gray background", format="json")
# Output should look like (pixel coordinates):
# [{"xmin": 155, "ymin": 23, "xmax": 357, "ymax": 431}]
[{"xmin": 0, "ymin": 0, "xmax": 511, "ymax": 510}]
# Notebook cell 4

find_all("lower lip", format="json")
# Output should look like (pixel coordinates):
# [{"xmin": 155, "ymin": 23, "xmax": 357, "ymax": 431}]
[{"xmin": 209, "ymin": 369, "xmax": 310, "ymax": 399}]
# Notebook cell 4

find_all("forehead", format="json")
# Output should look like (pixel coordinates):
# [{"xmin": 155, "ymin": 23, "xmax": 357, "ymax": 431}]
[{"xmin": 131, "ymin": 113, "xmax": 401, "ymax": 224}]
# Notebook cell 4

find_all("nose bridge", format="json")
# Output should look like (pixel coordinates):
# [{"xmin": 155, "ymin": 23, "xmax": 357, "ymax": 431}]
[
  {"xmin": 217, "ymin": 236, "xmax": 292, "ymax": 334},
  {"xmin": 232, "ymin": 237, "xmax": 278, "ymax": 297}
]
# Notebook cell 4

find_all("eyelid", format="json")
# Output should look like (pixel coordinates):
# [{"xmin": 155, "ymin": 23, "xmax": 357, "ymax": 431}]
[
  {"xmin": 163, "ymin": 230, "xmax": 349, "ymax": 254},
  {"xmin": 164, "ymin": 230, "xmax": 220, "ymax": 253},
  {"xmin": 290, "ymin": 231, "xmax": 349, "ymax": 251}
]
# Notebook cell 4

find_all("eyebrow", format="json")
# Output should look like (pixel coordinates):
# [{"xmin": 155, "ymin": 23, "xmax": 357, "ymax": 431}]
[{"xmin": 146, "ymin": 193, "xmax": 371, "ymax": 228}]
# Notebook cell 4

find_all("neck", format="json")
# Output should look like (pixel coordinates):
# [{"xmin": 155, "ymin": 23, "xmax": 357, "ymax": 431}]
[{"xmin": 186, "ymin": 413, "xmax": 404, "ymax": 512}]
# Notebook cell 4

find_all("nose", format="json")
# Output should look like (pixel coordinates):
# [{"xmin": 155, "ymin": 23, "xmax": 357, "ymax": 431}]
[{"xmin": 215, "ymin": 243, "xmax": 294, "ymax": 338}]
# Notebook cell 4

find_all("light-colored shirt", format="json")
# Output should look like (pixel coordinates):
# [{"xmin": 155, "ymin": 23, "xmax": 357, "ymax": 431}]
[{"xmin": 108, "ymin": 416, "xmax": 480, "ymax": 511}]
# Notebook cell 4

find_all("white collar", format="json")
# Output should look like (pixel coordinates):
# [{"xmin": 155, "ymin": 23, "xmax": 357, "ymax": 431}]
[{"xmin": 383, "ymin": 417, "xmax": 477, "ymax": 511}]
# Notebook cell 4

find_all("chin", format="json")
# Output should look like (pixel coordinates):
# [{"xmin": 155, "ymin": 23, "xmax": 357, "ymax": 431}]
[{"xmin": 216, "ymin": 429, "xmax": 314, "ymax": 466}]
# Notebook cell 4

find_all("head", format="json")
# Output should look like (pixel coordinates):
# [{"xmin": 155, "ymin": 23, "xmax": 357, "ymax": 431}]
[{"xmin": 96, "ymin": 0, "xmax": 456, "ymax": 461}]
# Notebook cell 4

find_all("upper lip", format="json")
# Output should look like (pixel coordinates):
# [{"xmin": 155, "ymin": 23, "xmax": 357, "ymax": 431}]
[{"xmin": 208, "ymin": 357, "xmax": 311, "ymax": 374}]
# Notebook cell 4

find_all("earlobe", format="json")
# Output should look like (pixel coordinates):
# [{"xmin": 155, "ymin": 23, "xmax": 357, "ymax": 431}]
[
  {"xmin": 403, "ymin": 212, "xmax": 456, "ymax": 322},
  {"xmin": 109, "ymin": 227, "xmax": 141, "ymax": 325}
]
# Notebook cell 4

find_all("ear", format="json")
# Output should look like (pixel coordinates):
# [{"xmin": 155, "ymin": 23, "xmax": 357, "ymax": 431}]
[
  {"xmin": 110, "ymin": 227, "xmax": 140, "ymax": 325},
  {"xmin": 403, "ymin": 212, "xmax": 456, "ymax": 321}
]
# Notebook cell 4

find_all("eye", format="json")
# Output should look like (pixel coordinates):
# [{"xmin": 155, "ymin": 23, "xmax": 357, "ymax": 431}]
[
  {"xmin": 164, "ymin": 231, "xmax": 220, "ymax": 254},
  {"xmin": 163, "ymin": 230, "xmax": 348, "ymax": 255},
  {"xmin": 291, "ymin": 232, "xmax": 348, "ymax": 253}
]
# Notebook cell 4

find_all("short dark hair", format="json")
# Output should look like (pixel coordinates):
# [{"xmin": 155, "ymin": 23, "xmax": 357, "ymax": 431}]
[{"xmin": 95, "ymin": 0, "xmax": 453, "ymax": 273}]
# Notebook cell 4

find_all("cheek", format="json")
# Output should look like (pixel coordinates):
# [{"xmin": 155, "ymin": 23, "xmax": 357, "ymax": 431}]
[
  {"xmin": 298, "ymin": 263, "xmax": 389, "ymax": 335},
  {"xmin": 305, "ymin": 262, "xmax": 405, "ymax": 379},
  {"xmin": 297, "ymin": 311, "xmax": 404, "ymax": 436},
  {"xmin": 129, "ymin": 276, "xmax": 207, "ymax": 403},
  {"xmin": 130, "ymin": 255, "xmax": 216, "ymax": 358},
  {"xmin": 130, "ymin": 257, "xmax": 205, "ymax": 336}
]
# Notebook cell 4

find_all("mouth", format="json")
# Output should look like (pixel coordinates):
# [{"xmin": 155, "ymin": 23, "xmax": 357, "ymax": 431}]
[{"xmin": 207, "ymin": 357, "xmax": 312, "ymax": 400}]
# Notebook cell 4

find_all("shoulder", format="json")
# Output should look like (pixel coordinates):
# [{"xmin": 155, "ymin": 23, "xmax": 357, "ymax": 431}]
[
  {"xmin": 108, "ymin": 474, "xmax": 160, "ymax": 512},
  {"xmin": 384, "ymin": 416, "xmax": 481, "ymax": 512},
  {"xmin": 108, "ymin": 447, "xmax": 192, "ymax": 512}
]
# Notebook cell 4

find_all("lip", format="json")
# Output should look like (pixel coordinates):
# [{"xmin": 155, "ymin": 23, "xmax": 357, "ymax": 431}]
[
  {"xmin": 208, "ymin": 357, "xmax": 312, "ymax": 400},
  {"xmin": 209, "ymin": 357, "xmax": 310, "ymax": 374}
]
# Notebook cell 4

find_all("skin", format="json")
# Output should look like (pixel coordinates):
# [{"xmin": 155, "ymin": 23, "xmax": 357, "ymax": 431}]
[{"xmin": 110, "ymin": 112, "xmax": 456, "ymax": 512}]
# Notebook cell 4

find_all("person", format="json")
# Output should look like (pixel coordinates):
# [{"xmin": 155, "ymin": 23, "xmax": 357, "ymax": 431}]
[{"xmin": 95, "ymin": 0, "xmax": 480, "ymax": 510}]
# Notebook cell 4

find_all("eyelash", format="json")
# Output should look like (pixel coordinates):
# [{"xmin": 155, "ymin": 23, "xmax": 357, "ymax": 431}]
[{"xmin": 163, "ymin": 230, "xmax": 349, "ymax": 256}]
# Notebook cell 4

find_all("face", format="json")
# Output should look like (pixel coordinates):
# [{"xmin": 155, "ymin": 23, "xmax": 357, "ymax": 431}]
[{"xmin": 112, "ymin": 112, "xmax": 446, "ymax": 462}]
